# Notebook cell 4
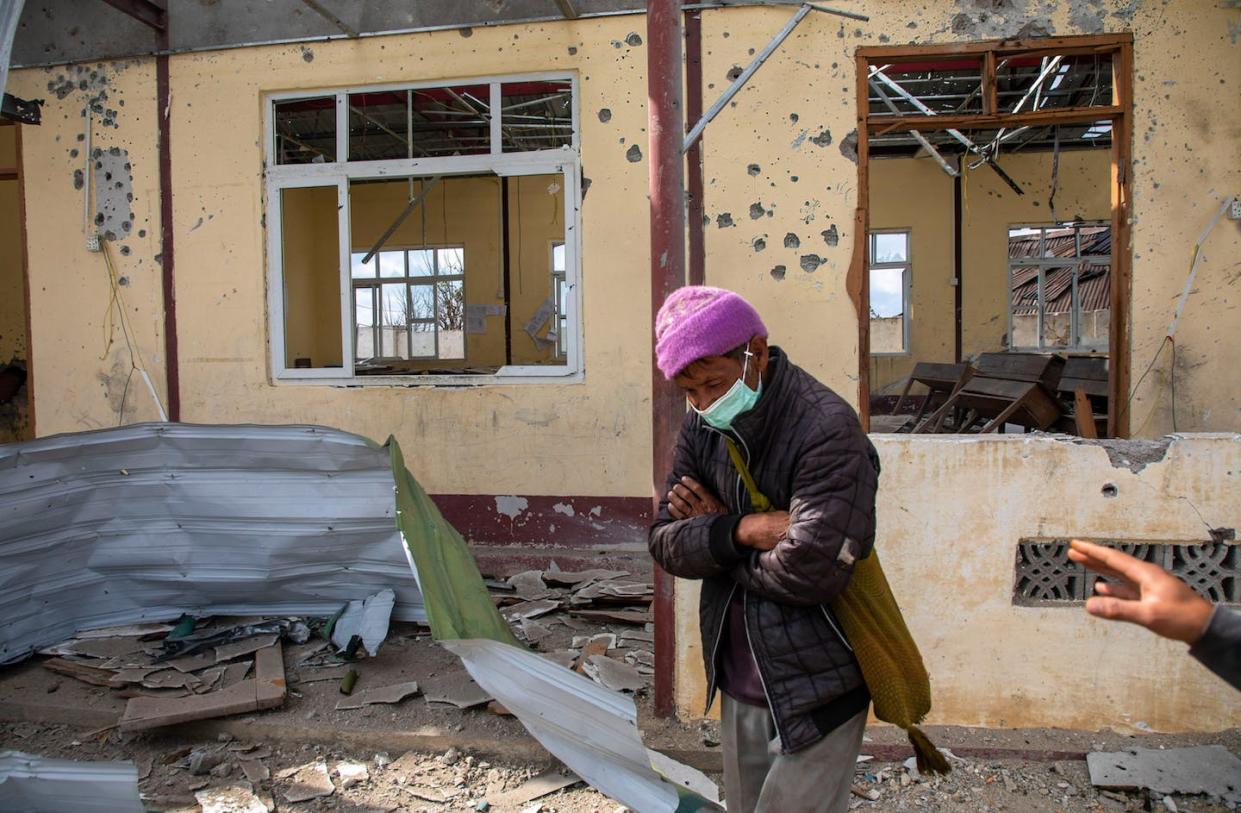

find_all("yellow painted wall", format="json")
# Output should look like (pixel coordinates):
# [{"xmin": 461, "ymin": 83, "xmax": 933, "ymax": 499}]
[
  {"xmin": 867, "ymin": 149, "xmax": 1112, "ymax": 394},
  {"xmin": 676, "ymin": 433, "xmax": 1241, "ymax": 731},
  {"xmin": 7, "ymin": 59, "xmax": 166, "ymax": 430}
]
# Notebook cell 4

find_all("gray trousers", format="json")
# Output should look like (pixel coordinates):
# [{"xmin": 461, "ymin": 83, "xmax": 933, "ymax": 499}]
[{"xmin": 720, "ymin": 694, "xmax": 866, "ymax": 813}]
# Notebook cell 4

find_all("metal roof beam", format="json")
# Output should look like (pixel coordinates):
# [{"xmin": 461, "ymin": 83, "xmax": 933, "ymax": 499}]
[
  {"xmin": 553, "ymin": 0, "xmax": 580, "ymax": 19},
  {"xmin": 298, "ymin": 0, "xmax": 359, "ymax": 37},
  {"xmin": 98, "ymin": 0, "xmax": 166, "ymax": 31}
]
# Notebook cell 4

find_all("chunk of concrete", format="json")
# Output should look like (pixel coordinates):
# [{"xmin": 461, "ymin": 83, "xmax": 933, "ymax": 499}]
[
  {"xmin": 335, "ymin": 681, "xmax": 421, "ymax": 711},
  {"xmin": 196, "ymin": 783, "xmax": 267, "ymax": 813},
  {"xmin": 1087, "ymin": 746, "xmax": 1241, "ymax": 803},
  {"xmin": 582, "ymin": 655, "xmax": 646, "ymax": 693},
  {"xmin": 280, "ymin": 759, "xmax": 334, "ymax": 803},
  {"xmin": 422, "ymin": 673, "xmax": 493, "ymax": 709}
]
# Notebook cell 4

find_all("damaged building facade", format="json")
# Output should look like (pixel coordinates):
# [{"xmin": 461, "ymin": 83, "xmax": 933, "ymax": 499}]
[{"xmin": 2, "ymin": 0, "xmax": 1239, "ymax": 735}]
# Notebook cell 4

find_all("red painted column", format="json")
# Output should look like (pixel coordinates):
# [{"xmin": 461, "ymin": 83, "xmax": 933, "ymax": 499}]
[
  {"xmin": 647, "ymin": 0, "xmax": 686, "ymax": 719},
  {"xmin": 157, "ymin": 30, "xmax": 180, "ymax": 422}
]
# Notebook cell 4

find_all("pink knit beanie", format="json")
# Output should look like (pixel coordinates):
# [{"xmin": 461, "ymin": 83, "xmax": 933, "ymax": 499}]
[{"xmin": 655, "ymin": 286, "xmax": 768, "ymax": 379}]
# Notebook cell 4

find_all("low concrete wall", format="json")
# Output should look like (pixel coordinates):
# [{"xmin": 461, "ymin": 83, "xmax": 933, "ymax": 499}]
[{"xmin": 674, "ymin": 433, "xmax": 1241, "ymax": 732}]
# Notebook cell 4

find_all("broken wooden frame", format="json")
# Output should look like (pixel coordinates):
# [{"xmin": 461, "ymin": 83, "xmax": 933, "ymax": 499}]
[
  {"xmin": 853, "ymin": 34, "xmax": 1134, "ymax": 437},
  {"xmin": 118, "ymin": 640, "xmax": 286, "ymax": 732}
]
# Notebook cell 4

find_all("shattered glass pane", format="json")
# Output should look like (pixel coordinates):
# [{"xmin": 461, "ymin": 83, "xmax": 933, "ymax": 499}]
[
  {"xmin": 500, "ymin": 80, "xmax": 574, "ymax": 152},
  {"xmin": 872, "ymin": 232, "xmax": 907, "ymax": 263},
  {"xmin": 274, "ymin": 96, "xmax": 336, "ymax": 165}
]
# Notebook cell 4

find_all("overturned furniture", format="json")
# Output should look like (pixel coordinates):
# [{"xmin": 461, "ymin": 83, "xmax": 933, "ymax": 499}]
[
  {"xmin": 1055, "ymin": 356, "xmax": 1110, "ymax": 438},
  {"xmin": 915, "ymin": 352, "xmax": 1066, "ymax": 434},
  {"xmin": 890, "ymin": 362, "xmax": 973, "ymax": 430}
]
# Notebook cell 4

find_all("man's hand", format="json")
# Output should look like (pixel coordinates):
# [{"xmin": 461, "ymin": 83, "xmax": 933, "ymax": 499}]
[
  {"xmin": 667, "ymin": 476, "xmax": 726, "ymax": 520},
  {"xmin": 1068, "ymin": 539, "xmax": 1215, "ymax": 644},
  {"xmin": 735, "ymin": 511, "xmax": 790, "ymax": 551}
]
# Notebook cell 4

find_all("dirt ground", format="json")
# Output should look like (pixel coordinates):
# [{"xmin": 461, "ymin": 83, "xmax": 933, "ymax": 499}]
[
  {"xmin": 3, "ymin": 604, "xmax": 1239, "ymax": 813},
  {"xmin": 3, "ymin": 615, "xmax": 1239, "ymax": 813}
]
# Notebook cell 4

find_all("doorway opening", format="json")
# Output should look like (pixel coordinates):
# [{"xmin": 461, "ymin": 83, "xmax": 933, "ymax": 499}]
[{"xmin": 854, "ymin": 35, "xmax": 1133, "ymax": 438}]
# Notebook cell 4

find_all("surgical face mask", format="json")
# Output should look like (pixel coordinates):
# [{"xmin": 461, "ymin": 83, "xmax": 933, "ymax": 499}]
[{"xmin": 692, "ymin": 350, "xmax": 762, "ymax": 431}]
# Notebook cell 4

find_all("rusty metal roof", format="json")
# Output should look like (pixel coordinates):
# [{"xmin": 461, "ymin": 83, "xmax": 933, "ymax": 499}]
[{"xmin": 1010, "ymin": 227, "xmax": 1111, "ymax": 314}]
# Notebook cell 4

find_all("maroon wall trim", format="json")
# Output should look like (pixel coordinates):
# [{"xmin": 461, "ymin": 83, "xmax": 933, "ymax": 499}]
[{"xmin": 430, "ymin": 495, "xmax": 651, "ymax": 547}]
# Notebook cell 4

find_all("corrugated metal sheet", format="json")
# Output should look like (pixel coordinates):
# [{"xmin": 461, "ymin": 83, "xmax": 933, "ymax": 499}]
[
  {"xmin": 0, "ymin": 422, "xmax": 424, "ymax": 664},
  {"xmin": 0, "ymin": 751, "xmax": 144, "ymax": 813},
  {"xmin": 0, "ymin": 0, "xmax": 24, "ymax": 99}
]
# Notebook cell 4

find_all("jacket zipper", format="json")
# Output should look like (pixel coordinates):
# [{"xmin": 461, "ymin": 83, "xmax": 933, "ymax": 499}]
[
  {"xmin": 820, "ymin": 605, "xmax": 853, "ymax": 652},
  {"xmin": 704, "ymin": 581, "xmax": 738, "ymax": 714},
  {"xmin": 743, "ymin": 589, "xmax": 788, "ymax": 748}
]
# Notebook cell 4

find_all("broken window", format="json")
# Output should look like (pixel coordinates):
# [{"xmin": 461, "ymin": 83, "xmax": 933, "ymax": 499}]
[
  {"xmin": 273, "ymin": 96, "xmax": 337, "ymax": 165},
  {"xmin": 868, "ymin": 231, "xmax": 910, "ymax": 355},
  {"xmin": 996, "ymin": 53, "xmax": 1114, "ymax": 113},
  {"xmin": 1008, "ymin": 224, "xmax": 1110, "ymax": 353},
  {"xmin": 266, "ymin": 75, "xmax": 579, "ymax": 383},
  {"xmin": 860, "ymin": 36, "xmax": 1132, "ymax": 437},
  {"xmin": 348, "ymin": 85, "xmax": 492, "ymax": 160},
  {"xmin": 868, "ymin": 58, "xmax": 984, "ymax": 118},
  {"xmin": 500, "ymin": 80, "xmax": 574, "ymax": 153}
]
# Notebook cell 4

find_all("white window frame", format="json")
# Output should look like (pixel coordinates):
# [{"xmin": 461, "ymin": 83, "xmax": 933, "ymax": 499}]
[
  {"xmin": 1006, "ymin": 222, "xmax": 1110, "ymax": 354},
  {"xmin": 550, "ymin": 240, "xmax": 568, "ymax": 361},
  {"xmin": 867, "ymin": 229, "xmax": 912, "ymax": 357},
  {"xmin": 264, "ymin": 72, "xmax": 583, "ymax": 386},
  {"xmin": 351, "ymin": 244, "xmax": 466, "ymax": 364}
]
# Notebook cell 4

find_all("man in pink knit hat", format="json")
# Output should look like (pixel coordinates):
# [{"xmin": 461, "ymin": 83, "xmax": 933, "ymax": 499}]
[{"xmin": 649, "ymin": 285, "xmax": 879, "ymax": 813}]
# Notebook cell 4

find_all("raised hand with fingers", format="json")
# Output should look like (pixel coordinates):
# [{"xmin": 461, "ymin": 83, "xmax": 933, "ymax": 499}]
[
  {"xmin": 1068, "ymin": 539, "xmax": 1215, "ymax": 644},
  {"xmin": 667, "ymin": 476, "xmax": 726, "ymax": 520}
]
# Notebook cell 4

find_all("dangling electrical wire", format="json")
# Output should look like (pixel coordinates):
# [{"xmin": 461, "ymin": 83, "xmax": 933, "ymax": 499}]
[
  {"xmin": 1122, "ymin": 194, "xmax": 1235, "ymax": 433},
  {"xmin": 100, "ymin": 241, "xmax": 168, "ymax": 424}
]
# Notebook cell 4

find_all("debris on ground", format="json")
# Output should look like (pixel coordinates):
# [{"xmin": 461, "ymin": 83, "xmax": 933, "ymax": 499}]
[
  {"xmin": 486, "ymin": 565, "xmax": 656, "ymax": 696},
  {"xmin": 24, "ymin": 591, "xmax": 402, "ymax": 733},
  {"xmin": 488, "ymin": 767, "xmax": 582, "ymax": 807}
]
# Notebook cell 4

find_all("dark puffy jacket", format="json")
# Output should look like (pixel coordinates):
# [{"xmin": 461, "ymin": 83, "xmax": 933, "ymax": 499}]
[{"xmin": 648, "ymin": 347, "xmax": 880, "ymax": 753}]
